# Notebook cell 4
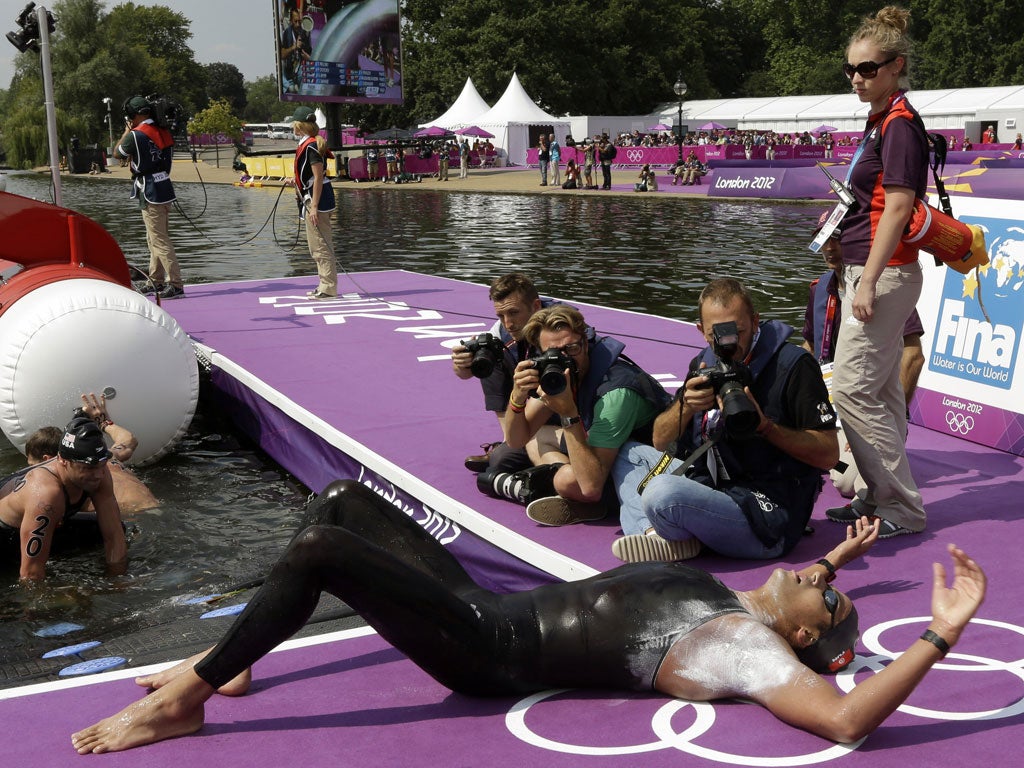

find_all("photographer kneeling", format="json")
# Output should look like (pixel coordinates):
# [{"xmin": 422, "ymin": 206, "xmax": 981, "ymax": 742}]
[{"xmin": 611, "ymin": 278, "xmax": 839, "ymax": 562}]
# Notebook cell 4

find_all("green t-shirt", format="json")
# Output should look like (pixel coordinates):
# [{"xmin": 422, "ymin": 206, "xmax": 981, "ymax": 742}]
[{"xmin": 586, "ymin": 388, "xmax": 658, "ymax": 449}]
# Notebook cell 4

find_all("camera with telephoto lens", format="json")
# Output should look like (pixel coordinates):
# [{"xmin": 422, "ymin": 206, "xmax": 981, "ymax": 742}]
[
  {"xmin": 688, "ymin": 321, "xmax": 759, "ymax": 438},
  {"xmin": 461, "ymin": 333, "xmax": 505, "ymax": 378},
  {"xmin": 530, "ymin": 348, "xmax": 578, "ymax": 396}
]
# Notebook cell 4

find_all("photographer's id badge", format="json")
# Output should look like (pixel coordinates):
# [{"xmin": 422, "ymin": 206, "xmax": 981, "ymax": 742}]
[{"xmin": 808, "ymin": 203, "xmax": 849, "ymax": 253}]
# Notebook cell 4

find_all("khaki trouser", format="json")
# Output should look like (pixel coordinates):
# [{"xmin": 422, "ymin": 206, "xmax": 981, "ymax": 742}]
[
  {"xmin": 305, "ymin": 210, "xmax": 337, "ymax": 296},
  {"xmin": 833, "ymin": 262, "xmax": 925, "ymax": 530},
  {"xmin": 141, "ymin": 201, "xmax": 181, "ymax": 288}
]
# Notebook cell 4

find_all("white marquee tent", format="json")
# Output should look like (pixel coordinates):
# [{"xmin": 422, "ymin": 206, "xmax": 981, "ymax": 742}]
[
  {"xmin": 652, "ymin": 85, "xmax": 1024, "ymax": 137},
  {"xmin": 469, "ymin": 73, "xmax": 571, "ymax": 165},
  {"xmin": 421, "ymin": 77, "xmax": 491, "ymax": 129}
]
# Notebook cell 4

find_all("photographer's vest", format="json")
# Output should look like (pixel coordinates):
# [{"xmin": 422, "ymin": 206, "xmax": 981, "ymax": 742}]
[
  {"xmin": 480, "ymin": 298, "xmax": 559, "ymax": 413},
  {"xmin": 129, "ymin": 121, "xmax": 175, "ymax": 204},
  {"xmin": 685, "ymin": 319, "xmax": 823, "ymax": 552},
  {"xmin": 576, "ymin": 332, "xmax": 672, "ymax": 444},
  {"xmin": 294, "ymin": 136, "xmax": 335, "ymax": 213}
]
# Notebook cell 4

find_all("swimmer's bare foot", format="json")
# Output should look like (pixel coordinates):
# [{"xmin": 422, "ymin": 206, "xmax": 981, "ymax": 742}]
[
  {"xmin": 71, "ymin": 670, "xmax": 213, "ymax": 754},
  {"xmin": 135, "ymin": 649, "xmax": 251, "ymax": 696}
]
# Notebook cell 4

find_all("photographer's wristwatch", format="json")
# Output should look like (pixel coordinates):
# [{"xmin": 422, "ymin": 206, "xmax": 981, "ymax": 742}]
[{"xmin": 560, "ymin": 414, "xmax": 582, "ymax": 428}]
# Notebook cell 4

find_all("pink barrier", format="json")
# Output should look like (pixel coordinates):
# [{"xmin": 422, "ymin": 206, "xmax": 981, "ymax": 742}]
[{"xmin": 346, "ymin": 151, "xmax": 496, "ymax": 180}]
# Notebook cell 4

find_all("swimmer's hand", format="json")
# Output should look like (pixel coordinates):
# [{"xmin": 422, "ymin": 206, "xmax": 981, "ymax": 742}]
[
  {"xmin": 929, "ymin": 544, "xmax": 986, "ymax": 645},
  {"xmin": 829, "ymin": 516, "xmax": 880, "ymax": 567}
]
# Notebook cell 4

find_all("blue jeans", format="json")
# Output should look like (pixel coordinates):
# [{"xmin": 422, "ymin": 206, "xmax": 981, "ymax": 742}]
[{"xmin": 611, "ymin": 441, "xmax": 786, "ymax": 560}]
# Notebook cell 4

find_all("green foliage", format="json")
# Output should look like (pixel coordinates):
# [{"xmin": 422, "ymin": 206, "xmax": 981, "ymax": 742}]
[
  {"xmin": 243, "ymin": 76, "xmax": 282, "ymax": 123},
  {"xmin": 189, "ymin": 98, "xmax": 244, "ymax": 142},
  {"xmin": 204, "ymin": 63, "xmax": 247, "ymax": 114}
]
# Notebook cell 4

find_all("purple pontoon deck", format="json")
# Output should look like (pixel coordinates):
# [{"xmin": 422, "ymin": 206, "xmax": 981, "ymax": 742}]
[{"xmin": 4, "ymin": 270, "xmax": 1022, "ymax": 766}]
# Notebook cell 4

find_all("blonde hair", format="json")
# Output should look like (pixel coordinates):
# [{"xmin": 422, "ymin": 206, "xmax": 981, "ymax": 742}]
[
  {"xmin": 849, "ymin": 6, "xmax": 913, "ymax": 89},
  {"xmin": 523, "ymin": 305, "xmax": 588, "ymax": 349},
  {"xmin": 293, "ymin": 120, "xmax": 328, "ymax": 154}
]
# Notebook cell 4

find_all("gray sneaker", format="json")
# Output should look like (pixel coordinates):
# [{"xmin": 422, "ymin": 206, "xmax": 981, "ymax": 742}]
[
  {"xmin": 612, "ymin": 533, "xmax": 702, "ymax": 563},
  {"xmin": 158, "ymin": 284, "xmax": 185, "ymax": 299},
  {"xmin": 526, "ymin": 496, "xmax": 609, "ymax": 526}
]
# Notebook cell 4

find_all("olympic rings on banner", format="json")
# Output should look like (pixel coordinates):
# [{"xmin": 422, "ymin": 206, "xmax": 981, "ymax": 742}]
[
  {"xmin": 945, "ymin": 410, "xmax": 975, "ymax": 435},
  {"xmin": 626, "ymin": 149, "xmax": 645, "ymax": 164},
  {"xmin": 506, "ymin": 617, "xmax": 1024, "ymax": 764}
]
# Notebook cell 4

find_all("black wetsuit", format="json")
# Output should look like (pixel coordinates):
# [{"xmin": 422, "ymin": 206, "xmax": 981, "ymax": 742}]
[{"xmin": 194, "ymin": 480, "xmax": 748, "ymax": 693}]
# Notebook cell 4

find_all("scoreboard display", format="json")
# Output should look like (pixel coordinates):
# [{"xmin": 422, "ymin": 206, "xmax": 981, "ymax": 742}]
[{"xmin": 275, "ymin": 0, "xmax": 403, "ymax": 105}]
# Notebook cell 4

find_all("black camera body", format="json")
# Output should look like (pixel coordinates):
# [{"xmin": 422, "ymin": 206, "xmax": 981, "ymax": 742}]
[
  {"xmin": 146, "ymin": 95, "xmax": 186, "ymax": 134},
  {"xmin": 689, "ymin": 321, "xmax": 760, "ymax": 438},
  {"xmin": 461, "ymin": 333, "xmax": 505, "ymax": 379},
  {"xmin": 530, "ymin": 348, "xmax": 578, "ymax": 396}
]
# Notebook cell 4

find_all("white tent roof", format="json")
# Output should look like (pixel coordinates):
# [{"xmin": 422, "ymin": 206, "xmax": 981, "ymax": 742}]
[
  {"xmin": 474, "ymin": 72, "xmax": 565, "ymax": 126},
  {"xmin": 421, "ymin": 77, "xmax": 491, "ymax": 128}
]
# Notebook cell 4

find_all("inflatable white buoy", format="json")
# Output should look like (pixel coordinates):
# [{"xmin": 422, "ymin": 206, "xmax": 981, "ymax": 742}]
[{"xmin": 0, "ymin": 278, "xmax": 198, "ymax": 464}]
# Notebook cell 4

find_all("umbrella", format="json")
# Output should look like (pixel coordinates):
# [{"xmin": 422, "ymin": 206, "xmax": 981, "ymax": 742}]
[
  {"xmin": 647, "ymin": 123, "xmax": 673, "ymax": 131},
  {"xmin": 364, "ymin": 126, "xmax": 413, "ymax": 141},
  {"xmin": 413, "ymin": 125, "xmax": 454, "ymax": 137},
  {"xmin": 812, "ymin": 124, "xmax": 837, "ymax": 133},
  {"xmin": 455, "ymin": 125, "xmax": 495, "ymax": 138},
  {"xmin": 699, "ymin": 121, "xmax": 727, "ymax": 131}
]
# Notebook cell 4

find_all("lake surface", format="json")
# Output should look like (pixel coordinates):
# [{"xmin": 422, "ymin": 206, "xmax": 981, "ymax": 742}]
[{"xmin": 0, "ymin": 170, "xmax": 824, "ymax": 658}]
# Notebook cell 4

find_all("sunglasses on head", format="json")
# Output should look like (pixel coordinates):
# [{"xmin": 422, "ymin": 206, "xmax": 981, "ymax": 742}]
[
  {"xmin": 843, "ymin": 55, "xmax": 897, "ymax": 79},
  {"xmin": 823, "ymin": 584, "xmax": 840, "ymax": 629}
]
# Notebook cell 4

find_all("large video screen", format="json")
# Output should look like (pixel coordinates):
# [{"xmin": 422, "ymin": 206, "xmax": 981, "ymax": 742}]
[{"xmin": 274, "ymin": 0, "xmax": 403, "ymax": 105}]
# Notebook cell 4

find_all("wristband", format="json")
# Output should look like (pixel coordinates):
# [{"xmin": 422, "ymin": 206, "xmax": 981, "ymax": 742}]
[
  {"xmin": 816, "ymin": 558, "xmax": 837, "ymax": 582},
  {"xmin": 99, "ymin": 419, "xmax": 113, "ymax": 429},
  {"xmin": 920, "ymin": 629, "xmax": 950, "ymax": 657},
  {"xmin": 508, "ymin": 398, "xmax": 527, "ymax": 413}
]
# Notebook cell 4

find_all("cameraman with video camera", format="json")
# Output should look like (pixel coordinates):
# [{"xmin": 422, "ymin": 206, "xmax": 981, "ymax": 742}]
[
  {"xmin": 481, "ymin": 305, "xmax": 670, "ymax": 526},
  {"xmin": 610, "ymin": 279, "xmax": 838, "ymax": 563},
  {"xmin": 117, "ymin": 95, "xmax": 183, "ymax": 300}
]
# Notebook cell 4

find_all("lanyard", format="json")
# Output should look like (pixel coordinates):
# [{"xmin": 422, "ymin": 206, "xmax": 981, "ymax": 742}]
[{"xmin": 819, "ymin": 287, "xmax": 839, "ymax": 361}]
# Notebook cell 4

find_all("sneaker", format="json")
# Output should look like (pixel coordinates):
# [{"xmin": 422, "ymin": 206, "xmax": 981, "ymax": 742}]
[
  {"xmin": 876, "ymin": 518, "xmax": 917, "ymax": 539},
  {"xmin": 465, "ymin": 442, "xmax": 501, "ymax": 473},
  {"xmin": 477, "ymin": 464, "xmax": 560, "ymax": 506},
  {"xmin": 157, "ymin": 284, "xmax": 185, "ymax": 299},
  {"xmin": 825, "ymin": 502, "xmax": 874, "ymax": 523},
  {"xmin": 306, "ymin": 290, "xmax": 337, "ymax": 300},
  {"xmin": 132, "ymin": 279, "xmax": 158, "ymax": 293},
  {"xmin": 612, "ymin": 532, "xmax": 702, "ymax": 563},
  {"xmin": 526, "ymin": 496, "xmax": 609, "ymax": 526}
]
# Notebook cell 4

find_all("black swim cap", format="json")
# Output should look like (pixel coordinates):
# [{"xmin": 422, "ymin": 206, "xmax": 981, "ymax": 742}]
[
  {"xmin": 58, "ymin": 417, "xmax": 111, "ymax": 465},
  {"xmin": 796, "ymin": 603, "xmax": 859, "ymax": 674}
]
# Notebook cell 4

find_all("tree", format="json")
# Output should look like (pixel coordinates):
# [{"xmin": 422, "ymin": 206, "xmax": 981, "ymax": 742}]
[
  {"xmin": 243, "ymin": 76, "xmax": 282, "ymax": 123},
  {"xmin": 204, "ymin": 62, "xmax": 247, "ymax": 114},
  {"xmin": 189, "ymin": 98, "xmax": 244, "ymax": 142}
]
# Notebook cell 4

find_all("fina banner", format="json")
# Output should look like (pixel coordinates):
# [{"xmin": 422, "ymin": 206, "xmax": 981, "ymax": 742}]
[
  {"xmin": 913, "ymin": 196, "xmax": 1024, "ymax": 455},
  {"xmin": 274, "ymin": 0, "xmax": 403, "ymax": 105}
]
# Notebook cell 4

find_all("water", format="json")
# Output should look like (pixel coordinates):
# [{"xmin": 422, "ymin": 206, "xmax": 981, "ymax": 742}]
[{"xmin": 0, "ymin": 170, "xmax": 824, "ymax": 658}]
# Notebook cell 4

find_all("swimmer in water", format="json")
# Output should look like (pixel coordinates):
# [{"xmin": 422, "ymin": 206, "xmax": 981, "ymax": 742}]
[
  {"xmin": 72, "ymin": 480, "xmax": 985, "ymax": 753},
  {"xmin": 1, "ymin": 417, "xmax": 126, "ymax": 581}
]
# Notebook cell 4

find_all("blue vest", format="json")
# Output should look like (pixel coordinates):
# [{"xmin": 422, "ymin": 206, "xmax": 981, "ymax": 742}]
[
  {"xmin": 687, "ymin": 319, "xmax": 824, "ymax": 552},
  {"xmin": 576, "ymin": 332, "xmax": 671, "ymax": 443},
  {"xmin": 127, "ymin": 121, "xmax": 175, "ymax": 204},
  {"xmin": 810, "ymin": 270, "xmax": 840, "ymax": 363}
]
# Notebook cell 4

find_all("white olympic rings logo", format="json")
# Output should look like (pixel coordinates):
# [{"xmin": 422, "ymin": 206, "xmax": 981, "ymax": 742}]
[
  {"xmin": 626, "ymin": 149, "xmax": 645, "ymax": 163},
  {"xmin": 946, "ymin": 410, "xmax": 976, "ymax": 435},
  {"xmin": 506, "ymin": 617, "xmax": 1024, "ymax": 765}
]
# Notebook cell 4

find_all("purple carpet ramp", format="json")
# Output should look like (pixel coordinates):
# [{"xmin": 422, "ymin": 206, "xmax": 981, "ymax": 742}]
[
  {"xmin": 3, "ymin": 270, "xmax": 1024, "ymax": 764},
  {"xmin": 168, "ymin": 269, "xmax": 703, "ymax": 589}
]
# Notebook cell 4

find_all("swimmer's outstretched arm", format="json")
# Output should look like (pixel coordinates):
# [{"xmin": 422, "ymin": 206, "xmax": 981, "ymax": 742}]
[
  {"xmin": 759, "ymin": 544, "xmax": 986, "ymax": 742},
  {"xmin": 797, "ymin": 516, "xmax": 879, "ymax": 582}
]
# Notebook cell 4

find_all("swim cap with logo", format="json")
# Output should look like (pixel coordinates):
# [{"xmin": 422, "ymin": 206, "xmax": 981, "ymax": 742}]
[{"xmin": 58, "ymin": 417, "xmax": 112, "ymax": 465}]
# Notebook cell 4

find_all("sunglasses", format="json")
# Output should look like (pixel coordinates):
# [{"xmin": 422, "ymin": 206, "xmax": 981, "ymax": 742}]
[
  {"xmin": 823, "ymin": 584, "xmax": 840, "ymax": 629},
  {"xmin": 843, "ymin": 55, "xmax": 897, "ymax": 79}
]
